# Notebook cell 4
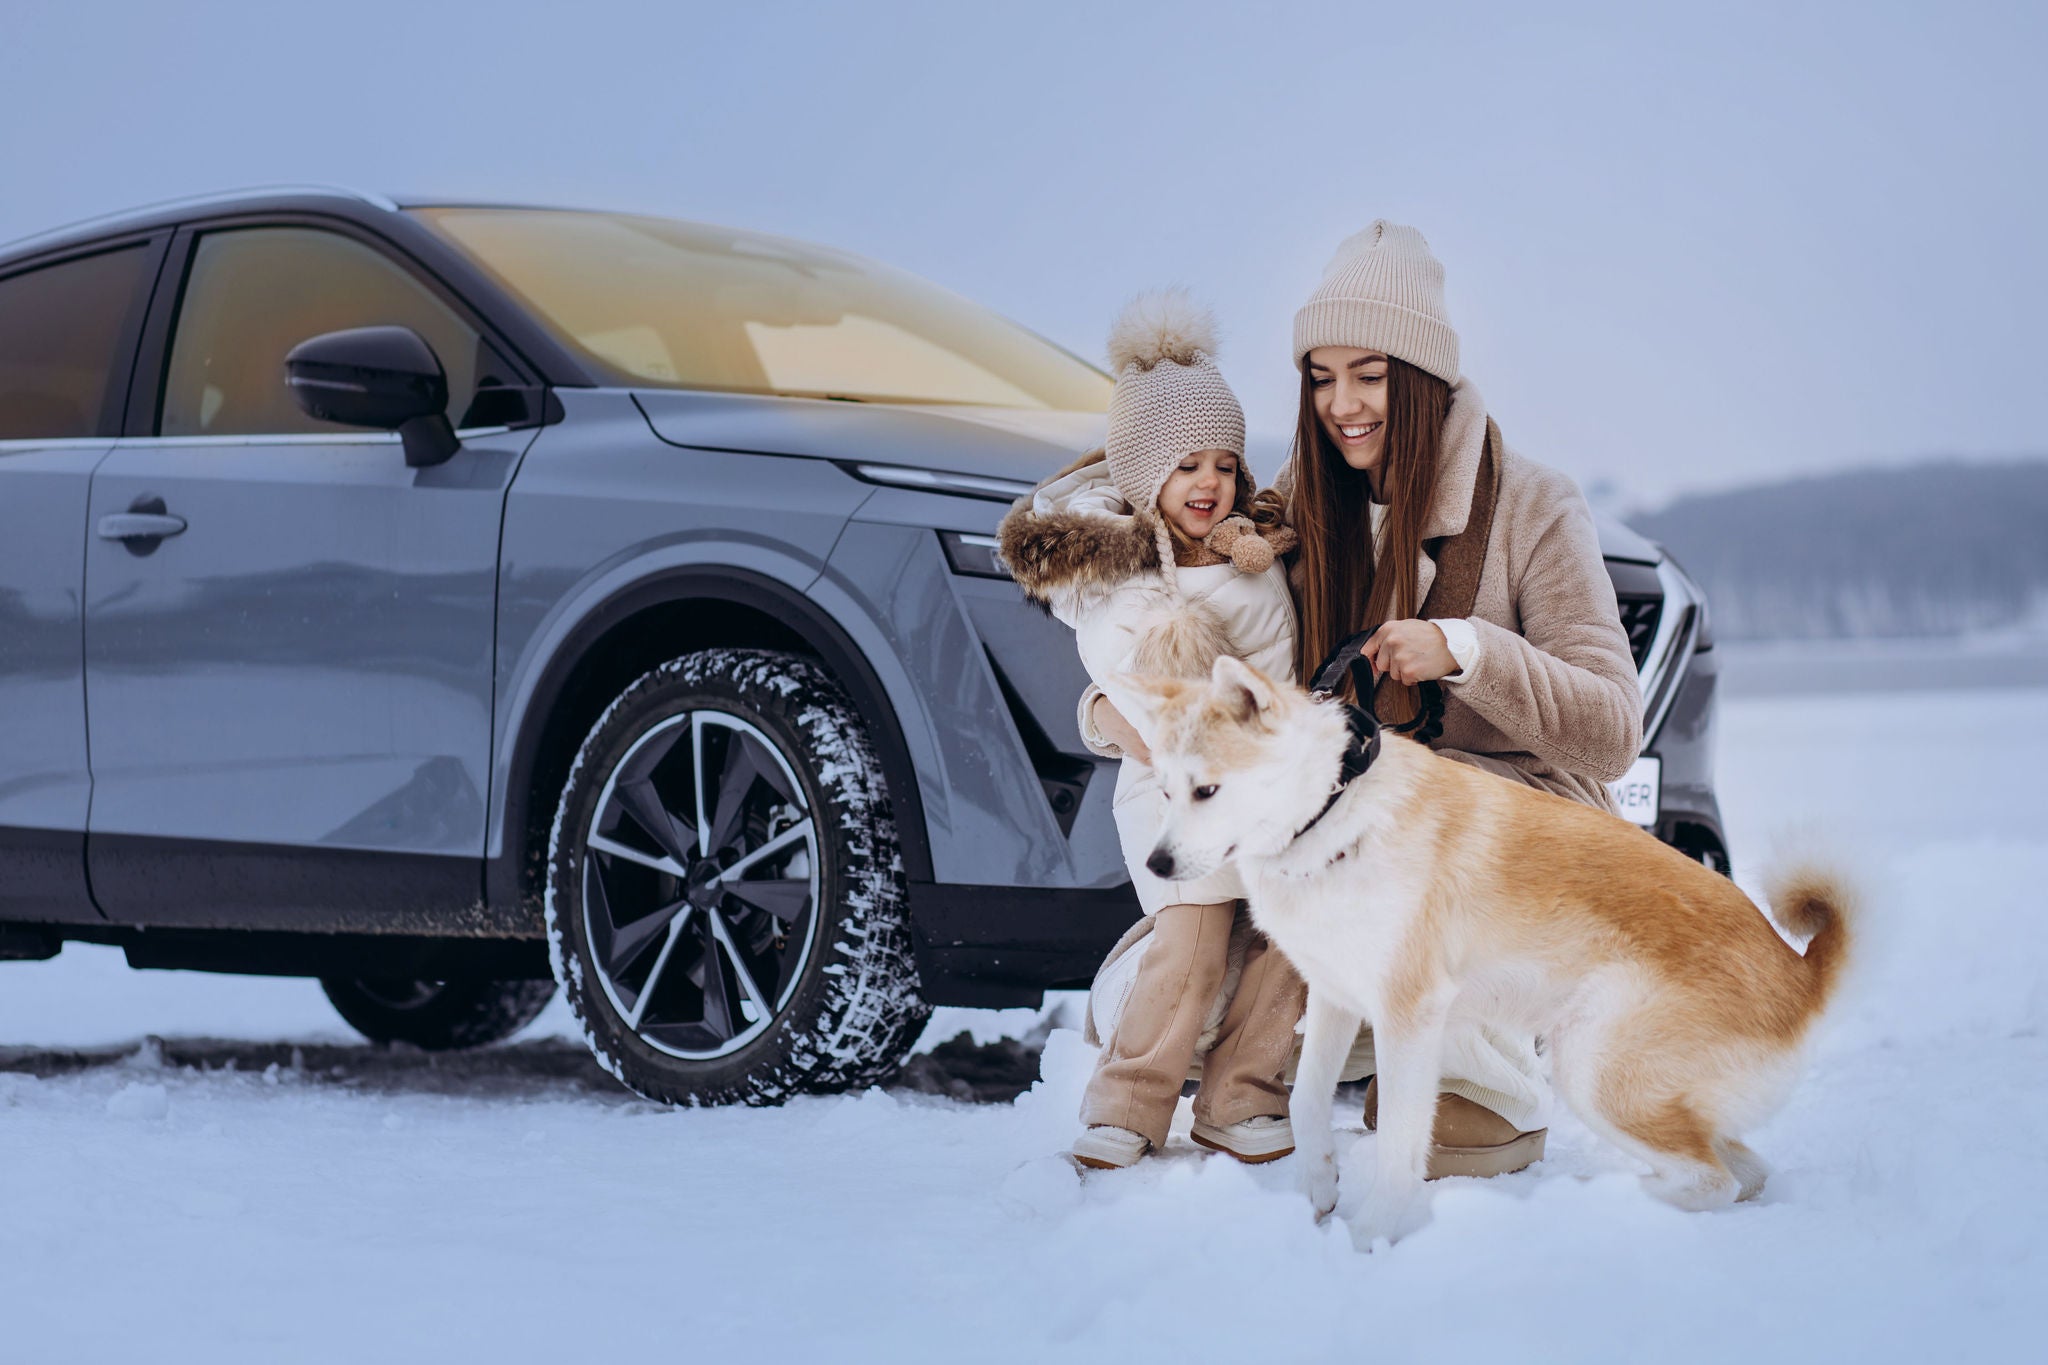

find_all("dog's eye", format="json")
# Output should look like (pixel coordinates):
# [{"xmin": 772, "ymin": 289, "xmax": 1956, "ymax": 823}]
[{"xmin": 1193, "ymin": 784, "xmax": 1219, "ymax": 801}]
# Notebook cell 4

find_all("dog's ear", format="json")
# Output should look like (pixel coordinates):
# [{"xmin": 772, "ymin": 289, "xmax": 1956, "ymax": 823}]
[
  {"xmin": 1210, "ymin": 654, "xmax": 1283, "ymax": 725},
  {"xmin": 1101, "ymin": 674, "xmax": 1181, "ymax": 751}
]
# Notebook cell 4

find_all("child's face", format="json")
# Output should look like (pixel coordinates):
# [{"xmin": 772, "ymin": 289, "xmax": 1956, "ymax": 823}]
[{"xmin": 1157, "ymin": 448, "xmax": 1238, "ymax": 540}]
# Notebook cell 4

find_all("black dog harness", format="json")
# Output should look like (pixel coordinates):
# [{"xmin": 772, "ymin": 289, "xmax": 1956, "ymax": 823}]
[{"xmin": 1287, "ymin": 627, "xmax": 1448, "ymax": 843}]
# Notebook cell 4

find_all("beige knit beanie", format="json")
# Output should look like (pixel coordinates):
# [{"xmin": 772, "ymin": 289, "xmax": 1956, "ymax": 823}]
[
  {"xmin": 1292, "ymin": 220, "xmax": 1460, "ymax": 382},
  {"xmin": 1104, "ymin": 290, "xmax": 1246, "ymax": 518}
]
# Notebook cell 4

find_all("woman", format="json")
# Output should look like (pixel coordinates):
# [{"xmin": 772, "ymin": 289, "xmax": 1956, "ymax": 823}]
[{"xmin": 1093, "ymin": 221, "xmax": 1642, "ymax": 1177}]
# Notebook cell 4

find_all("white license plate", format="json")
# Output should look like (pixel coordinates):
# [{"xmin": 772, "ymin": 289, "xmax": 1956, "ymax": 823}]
[{"xmin": 1607, "ymin": 756, "xmax": 1661, "ymax": 827}]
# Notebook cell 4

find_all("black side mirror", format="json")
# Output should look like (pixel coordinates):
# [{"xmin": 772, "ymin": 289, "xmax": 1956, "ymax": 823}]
[{"xmin": 285, "ymin": 326, "xmax": 462, "ymax": 468}]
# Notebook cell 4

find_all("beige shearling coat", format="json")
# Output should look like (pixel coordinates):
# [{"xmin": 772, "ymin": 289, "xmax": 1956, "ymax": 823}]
[{"xmin": 1276, "ymin": 379, "xmax": 1642, "ymax": 809}]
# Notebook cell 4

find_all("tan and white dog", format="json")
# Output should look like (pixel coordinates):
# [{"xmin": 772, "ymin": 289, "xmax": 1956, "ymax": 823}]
[{"xmin": 1105, "ymin": 655, "xmax": 1853, "ymax": 1243}]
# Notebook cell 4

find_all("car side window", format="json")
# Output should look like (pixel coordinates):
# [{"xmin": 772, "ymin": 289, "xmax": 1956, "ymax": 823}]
[
  {"xmin": 0, "ymin": 245, "xmax": 151, "ymax": 440},
  {"xmin": 160, "ymin": 227, "xmax": 482, "ymax": 437}
]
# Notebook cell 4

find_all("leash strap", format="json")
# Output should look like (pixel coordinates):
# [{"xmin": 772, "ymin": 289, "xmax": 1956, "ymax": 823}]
[
  {"xmin": 1290, "ymin": 639, "xmax": 1400, "ymax": 844},
  {"xmin": 1307, "ymin": 626, "xmax": 1447, "ymax": 746},
  {"xmin": 1288, "ymin": 627, "xmax": 1446, "ymax": 845},
  {"xmin": 1291, "ymin": 702, "xmax": 1377, "ymax": 842}
]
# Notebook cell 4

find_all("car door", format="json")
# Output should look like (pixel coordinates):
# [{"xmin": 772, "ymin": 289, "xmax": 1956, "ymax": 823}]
[
  {"xmin": 0, "ymin": 235, "xmax": 165, "ymax": 923},
  {"xmin": 82, "ymin": 220, "xmax": 540, "ymax": 929}
]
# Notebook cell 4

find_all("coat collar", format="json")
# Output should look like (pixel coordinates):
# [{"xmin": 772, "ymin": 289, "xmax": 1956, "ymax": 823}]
[
  {"xmin": 1423, "ymin": 378, "xmax": 1490, "ymax": 541},
  {"xmin": 1411, "ymin": 378, "xmax": 1489, "ymax": 605}
]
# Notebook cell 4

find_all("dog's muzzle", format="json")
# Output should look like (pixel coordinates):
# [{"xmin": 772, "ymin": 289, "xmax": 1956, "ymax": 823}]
[{"xmin": 1145, "ymin": 847, "xmax": 1176, "ymax": 879}]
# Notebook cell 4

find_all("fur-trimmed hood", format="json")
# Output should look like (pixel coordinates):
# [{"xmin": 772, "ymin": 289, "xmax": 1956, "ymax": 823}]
[
  {"xmin": 997, "ymin": 455, "xmax": 1229, "ymax": 681},
  {"xmin": 998, "ymin": 449, "xmax": 1164, "ymax": 606},
  {"xmin": 997, "ymin": 448, "xmax": 1287, "ymax": 607}
]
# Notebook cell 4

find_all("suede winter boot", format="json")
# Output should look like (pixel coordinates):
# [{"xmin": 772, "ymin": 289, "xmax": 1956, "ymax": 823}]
[{"xmin": 1362, "ymin": 1077, "xmax": 1546, "ymax": 1179}]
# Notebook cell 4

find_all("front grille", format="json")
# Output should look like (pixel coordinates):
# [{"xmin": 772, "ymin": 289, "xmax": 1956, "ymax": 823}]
[{"xmin": 1617, "ymin": 596, "xmax": 1662, "ymax": 670}]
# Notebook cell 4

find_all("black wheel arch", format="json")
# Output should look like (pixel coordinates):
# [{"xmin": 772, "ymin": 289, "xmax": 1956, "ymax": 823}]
[{"xmin": 488, "ymin": 567, "xmax": 931, "ymax": 928}]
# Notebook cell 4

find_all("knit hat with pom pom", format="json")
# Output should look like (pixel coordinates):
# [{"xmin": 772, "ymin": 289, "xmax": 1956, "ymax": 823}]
[
  {"xmin": 1103, "ymin": 290, "xmax": 1246, "ymax": 516},
  {"xmin": 1293, "ymin": 221, "xmax": 1459, "ymax": 382}
]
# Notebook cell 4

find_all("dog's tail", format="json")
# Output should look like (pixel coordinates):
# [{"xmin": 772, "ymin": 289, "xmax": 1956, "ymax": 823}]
[{"xmin": 1766, "ymin": 860, "xmax": 1857, "ymax": 1014}]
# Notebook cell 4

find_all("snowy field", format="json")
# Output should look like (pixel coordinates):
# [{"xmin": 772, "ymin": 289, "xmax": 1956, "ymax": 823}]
[{"xmin": 4, "ymin": 672, "xmax": 2044, "ymax": 1363}]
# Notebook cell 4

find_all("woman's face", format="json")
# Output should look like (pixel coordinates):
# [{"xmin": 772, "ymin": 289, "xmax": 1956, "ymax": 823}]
[
  {"xmin": 1307, "ymin": 345, "xmax": 1391, "ymax": 474},
  {"xmin": 1156, "ymin": 448, "xmax": 1239, "ymax": 539}
]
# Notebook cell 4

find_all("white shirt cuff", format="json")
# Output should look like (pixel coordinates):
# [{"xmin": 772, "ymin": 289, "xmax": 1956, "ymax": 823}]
[{"xmin": 1431, "ymin": 617, "xmax": 1480, "ymax": 684}]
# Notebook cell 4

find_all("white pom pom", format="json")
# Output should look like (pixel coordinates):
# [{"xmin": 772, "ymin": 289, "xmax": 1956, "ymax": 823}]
[{"xmin": 1106, "ymin": 288, "xmax": 1219, "ymax": 373}]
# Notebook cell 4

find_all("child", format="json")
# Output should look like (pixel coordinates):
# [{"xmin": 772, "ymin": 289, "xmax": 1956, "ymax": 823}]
[{"xmin": 998, "ymin": 291, "xmax": 1304, "ymax": 1169}]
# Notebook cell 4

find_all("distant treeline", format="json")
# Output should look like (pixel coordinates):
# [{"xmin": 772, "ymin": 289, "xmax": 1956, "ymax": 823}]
[{"xmin": 1627, "ymin": 459, "xmax": 2048, "ymax": 639}]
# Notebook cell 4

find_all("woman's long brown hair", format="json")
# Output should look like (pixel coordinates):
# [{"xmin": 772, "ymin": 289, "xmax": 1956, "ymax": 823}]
[{"xmin": 1292, "ymin": 356, "xmax": 1453, "ymax": 716}]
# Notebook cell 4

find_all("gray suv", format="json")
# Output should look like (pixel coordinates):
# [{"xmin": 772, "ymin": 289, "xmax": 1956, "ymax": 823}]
[{"xmin": 0, "ymin": 187, "xmax": 1726, "ymax": 1104}]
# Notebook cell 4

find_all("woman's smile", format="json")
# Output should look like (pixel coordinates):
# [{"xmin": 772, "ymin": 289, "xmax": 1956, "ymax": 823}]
[{"xmin": 1306, "ymin": 345, "xmax": 1392, "ymax": 474}]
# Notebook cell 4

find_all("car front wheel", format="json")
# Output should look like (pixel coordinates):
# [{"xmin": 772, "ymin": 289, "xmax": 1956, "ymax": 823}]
[{"xmin": 545, "ymin": 648, "xmax": 928, "ymax": 1106}]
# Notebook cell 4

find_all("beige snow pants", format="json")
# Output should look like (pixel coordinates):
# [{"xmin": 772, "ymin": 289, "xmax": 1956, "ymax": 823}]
[{"xmin": 1079, "ymin": 900, "xmax": 1307, "ymax": 1149}]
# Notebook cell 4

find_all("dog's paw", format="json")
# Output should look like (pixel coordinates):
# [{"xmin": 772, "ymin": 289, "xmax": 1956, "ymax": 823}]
[
  {"xmin": 1347, "ymin": 1214, "xmax": 1399, "ymax": 1252},
  {"xmin": 1350, "ymin": 1187, "xmax": 1422, "ymax": 1247},
  {"xmin": 1299, "ymin": 1155, "xmax": 1339, "ymax": 1220}
]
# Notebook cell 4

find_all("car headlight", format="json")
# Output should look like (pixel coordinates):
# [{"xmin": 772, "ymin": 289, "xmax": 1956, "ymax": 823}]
[{"xmin": 849, "ymin": 463, "xmax": 1033, "ymax": 502}]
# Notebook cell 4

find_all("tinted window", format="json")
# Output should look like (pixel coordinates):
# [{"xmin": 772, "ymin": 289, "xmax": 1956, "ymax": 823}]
[
  {"xmin": 414, "ymin": 207, "xmax": 1112, "ymax": 411},
  {"xmin": 0, "ymin": 245, "xmax": 149, "ymax": 440},
  {"xmin": 161, "ymin": 228, "xmax": 481, "ymax": 437}
]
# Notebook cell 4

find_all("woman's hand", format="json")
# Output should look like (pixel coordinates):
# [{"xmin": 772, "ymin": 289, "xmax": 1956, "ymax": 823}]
[
  {"xmin": 1363, "ymin": 620, "xmax": 1458, "ymax": 686},
  {"xmin": 1091, "ymin": 694, "xmax": 1151, "ymax": 764}
]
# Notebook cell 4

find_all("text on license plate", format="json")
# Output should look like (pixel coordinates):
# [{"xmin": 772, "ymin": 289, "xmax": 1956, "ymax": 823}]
[{"xmin": 1607, "ymin": 755, "xmax": 1661, "ymax": 828}]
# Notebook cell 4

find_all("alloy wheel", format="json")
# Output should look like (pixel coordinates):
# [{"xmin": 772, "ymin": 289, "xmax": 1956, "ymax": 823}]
[{"xmin": 581, "ymin": 709, "xmax": 821, "ymax": 1060}]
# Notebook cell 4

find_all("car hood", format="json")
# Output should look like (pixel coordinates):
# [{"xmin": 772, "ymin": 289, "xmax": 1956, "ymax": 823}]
[
  {"xmin": 633, "ymin": 387, "xmax": 1662, "ymax": 563},
  {"xmin": 1592, "ymin": 514, "xmax": 1661, "ymax": 565},
  {"xmin": 633, "ymin": 389, "xmax": 1107, "ymax": 488}
]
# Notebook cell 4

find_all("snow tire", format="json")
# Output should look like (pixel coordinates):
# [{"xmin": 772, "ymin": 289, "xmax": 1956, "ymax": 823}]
[
  {"xmin": 546, "ymin": 648, "xmax": 929, "ymax": 1106},
  {"xmin": 321, "ymin": 975, "xmax": 557, "ymax": 1051}
]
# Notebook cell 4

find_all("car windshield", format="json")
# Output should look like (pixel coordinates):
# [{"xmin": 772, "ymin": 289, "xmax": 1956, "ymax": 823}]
[{"xmin": 411, "ymin": 207, "xmax": 1112, "ymax": 411}]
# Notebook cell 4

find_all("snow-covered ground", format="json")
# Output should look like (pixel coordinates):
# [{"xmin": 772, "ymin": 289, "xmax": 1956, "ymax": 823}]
[{"xmin": 4, "ymin": 677, "xmax": 2044, "ymax": 1363}]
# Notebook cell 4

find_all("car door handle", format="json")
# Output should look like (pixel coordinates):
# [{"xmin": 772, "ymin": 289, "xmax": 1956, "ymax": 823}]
[
  {"xmin": 97, "ymin": 495, "xmax": 187, "ymax": 556},
  {"xmin": 97, "ymin": 513, "xmax": 188, "ymax": 540}
]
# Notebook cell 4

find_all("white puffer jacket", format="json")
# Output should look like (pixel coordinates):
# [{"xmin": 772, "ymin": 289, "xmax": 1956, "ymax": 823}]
[{"xmin": 998, "ymin": 454, "xmax": 1297, "ymax": 914}]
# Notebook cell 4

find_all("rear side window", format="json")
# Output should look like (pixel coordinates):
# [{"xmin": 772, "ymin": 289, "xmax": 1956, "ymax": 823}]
[
  {"xmin": 160, "ymin": 227, "xmax": 481, "ymax": 437},
  {"xmin": 0, "ymin": 245, "xmax": 150, "ymax": 440}
]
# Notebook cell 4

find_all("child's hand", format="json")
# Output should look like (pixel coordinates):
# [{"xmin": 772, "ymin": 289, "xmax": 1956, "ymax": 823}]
[{"xmin": 1091, "ymin": 695, "xmax": 1152, "ymax": 763}]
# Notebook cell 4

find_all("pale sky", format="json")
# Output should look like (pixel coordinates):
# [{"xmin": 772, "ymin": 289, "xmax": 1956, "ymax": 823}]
[{"xmin": 3, "ymin": 0, "xmax": 2040, "ymax": 505}]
